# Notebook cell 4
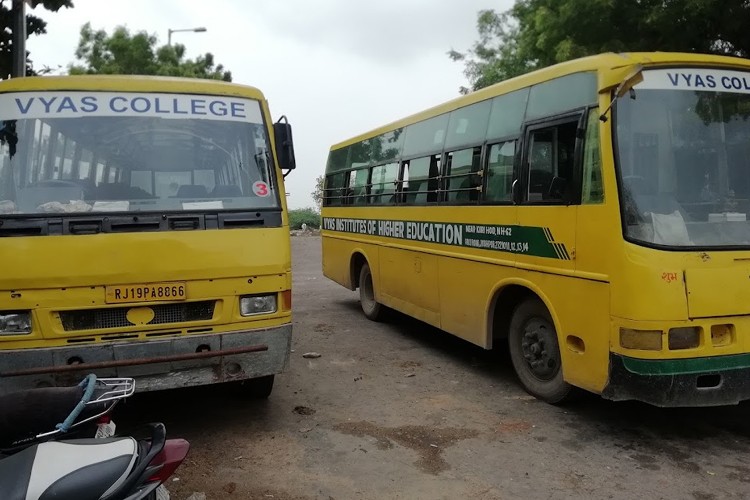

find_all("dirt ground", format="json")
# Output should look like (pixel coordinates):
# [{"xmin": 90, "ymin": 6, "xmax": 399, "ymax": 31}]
[{"xmin": 119, "ymin": 235, "xmax": 750, "ymax": 500}]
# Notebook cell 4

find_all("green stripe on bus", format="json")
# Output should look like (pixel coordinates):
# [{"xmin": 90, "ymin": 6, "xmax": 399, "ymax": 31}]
[
  {"xmin": 322, "ymin": 217, "xmax": 571, "ymax": 260},
  {"xmin": 620, "ymin": 353, "xmax": 750, "ymax": 375}
]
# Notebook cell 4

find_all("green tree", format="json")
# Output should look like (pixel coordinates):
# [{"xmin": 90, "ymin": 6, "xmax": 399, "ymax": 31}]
[
  {"xmin": 311, "ymin": 174, "xmax": 324, "ymax": 211},
  {"xmin": 69, "ymin": 23, "xmax": 231, "ymax": 81},
  {"xmin": 0, "ymin": 0, "xmax": 74, "ymax": 79},
  {"xmin": 451, "ymin": 1, "xmax": 750, "ymax": 93},
  {"xmin": 288, "ymin": 208, "xmax": 321, "ymax": 230}
]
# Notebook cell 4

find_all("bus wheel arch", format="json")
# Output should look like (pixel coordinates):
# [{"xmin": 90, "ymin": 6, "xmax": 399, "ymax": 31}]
[
  {"xmin": 488, "ymin": 284, "xmax": 573, "ymax": 404},
  {"xmin": 350, "ymin": 252, "xmax": 387, "ymax": 321},
  {"xmin": 349, "ymin": 252, "xmax": 368, "ymax": 291},
  {"xmin": 488, "ymin": 285, "xmax": 535, "ymax": 347}
]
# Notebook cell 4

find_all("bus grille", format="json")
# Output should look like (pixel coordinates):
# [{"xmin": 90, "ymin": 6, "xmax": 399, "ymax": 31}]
[{"xmin": 59, "ymin": 301, "xmax": 216, "ymax": 331}]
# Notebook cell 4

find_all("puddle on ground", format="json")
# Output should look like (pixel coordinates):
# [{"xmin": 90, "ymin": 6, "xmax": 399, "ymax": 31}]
[{"xmin": 334, "ymin": 420, "xmax": 479, "ymax": 474}]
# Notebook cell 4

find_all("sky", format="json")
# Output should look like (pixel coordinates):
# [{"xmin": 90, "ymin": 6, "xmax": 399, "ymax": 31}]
[{"xmin": 26, "ymin": 0, "xmax": 512, "ymax": 209}]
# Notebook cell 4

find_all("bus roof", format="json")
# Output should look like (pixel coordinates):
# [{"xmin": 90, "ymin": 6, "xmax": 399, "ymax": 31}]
[
  {"xmin": 331, "ymin": 51, "xmax": 750, "ymax": 151},
  {"xmin": 0, "ymin": 74, "xmax": 266, "ymax": 101}
]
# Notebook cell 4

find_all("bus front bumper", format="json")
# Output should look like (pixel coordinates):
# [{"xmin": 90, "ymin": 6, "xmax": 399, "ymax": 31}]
[
  {"xmin": 0, "ymin": 324, "xmax": 292, "ymax": 394},
  {"xmin": 602, "ymin": 353, "xmax": 750, "ymax": 407}
]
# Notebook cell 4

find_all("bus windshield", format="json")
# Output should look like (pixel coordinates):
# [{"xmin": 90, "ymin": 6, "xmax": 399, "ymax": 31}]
[
  {"xmin": 617, "ymin": 68, "xmax": 750, "ymax": 247},
  {"xmin": 0, "ymin": 91, "xmax": 278, "ymax": 215}
]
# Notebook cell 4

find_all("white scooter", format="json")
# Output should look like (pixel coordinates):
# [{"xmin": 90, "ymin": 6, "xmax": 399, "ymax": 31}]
[{"xmin": 0, "ymin": 376, "xmax": 189, "ymax": 500}]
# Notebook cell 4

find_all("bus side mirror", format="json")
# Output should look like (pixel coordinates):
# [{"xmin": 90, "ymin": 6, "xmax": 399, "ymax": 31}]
[{"xmin": 273, "ymin": 120, "xmax": 296, "ymax": 171}]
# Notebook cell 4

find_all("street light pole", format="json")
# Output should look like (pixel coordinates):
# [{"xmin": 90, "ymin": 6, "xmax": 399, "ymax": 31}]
[
  {"xmin": 167, "ymin": 27, "xmax": 207, "ymax": 46},
  {"xmin": 11, "ymin": 0, "xmax": 27, "ymax": 78}
]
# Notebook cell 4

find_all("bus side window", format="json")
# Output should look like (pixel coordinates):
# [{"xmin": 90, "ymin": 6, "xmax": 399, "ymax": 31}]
[
  {"xmin": 526, "ymin": 121, "xmax": 578, "ymax": 203},
  {"xmin": 445, "ymin": 147, "xmax": 481, "ymax": 203},
  {"xmin": 324, "ymin": 173, "xmax": 346, "ymax": 206},
  {"xmin": 369, "ymin": 163, "xmax": 399, "ymax": 205},
  {"xmin": 402, "ymin": 155, "xmax": 439, "ymax": 205},
  {"xmin": 582, "ymin": 109, "xmax": 604, "ymax": 204},
  {"xmin": 346, "ymin": 168, "xmax": 369, "ymax": 206},
  {"xmin": 485, "ymin": 140, "xmax": 516, "ymax": 203}
]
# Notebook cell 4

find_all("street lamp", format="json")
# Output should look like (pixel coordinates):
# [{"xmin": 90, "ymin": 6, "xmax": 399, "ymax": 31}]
[{"xmin": 167, "ymin": 27, "xmax": 207, "ymax": 46}]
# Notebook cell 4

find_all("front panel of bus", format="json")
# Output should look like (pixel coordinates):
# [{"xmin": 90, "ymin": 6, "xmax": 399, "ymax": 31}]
[
  {"xmin": 606, "ymin": 65, "xmax": 750, "ymax": 406},
  {"xmin": 0, "ymin": 81, "xmax": 292, "ymax": 393}
]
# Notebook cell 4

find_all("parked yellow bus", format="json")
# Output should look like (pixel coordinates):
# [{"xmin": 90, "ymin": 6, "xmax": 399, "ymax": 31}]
[
  {"xmin": 321, "ymin": 52, "xmax": 750, "ymax": 407},
  {"xmin": 0, "ymin": 75, "xmax": 297, "ymax": 397}
]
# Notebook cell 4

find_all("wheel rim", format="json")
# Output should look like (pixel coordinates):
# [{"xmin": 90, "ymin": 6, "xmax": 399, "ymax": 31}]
[{"xmin": 519, "ymin": 317, "xmax": 559, "ymax": 381}]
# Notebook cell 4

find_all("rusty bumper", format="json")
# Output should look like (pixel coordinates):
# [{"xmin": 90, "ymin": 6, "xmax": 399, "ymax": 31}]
[{"xmin": 0, "ymin": 324, "xmax": 292, "ymax": 394}]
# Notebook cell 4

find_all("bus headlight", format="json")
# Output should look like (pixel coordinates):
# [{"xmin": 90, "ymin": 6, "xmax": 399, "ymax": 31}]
[
  {"xmin": 668, "ymin": 327, "xmax": 701, "ymax": 350},
  {"xmin": 619, "ymin": 328, "xmax": 662, "ymax": 351},
  {"xmin": 0, "ymin": 311, "xmax": 32, "ymax": 335},
  {"xmin": 240, "ymin": 295, "xmax": 277, "ymax": 316}
]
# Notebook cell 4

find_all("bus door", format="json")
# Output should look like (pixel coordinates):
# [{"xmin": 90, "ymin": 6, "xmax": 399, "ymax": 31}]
[{"xmin": 516, "ymin": 114, "xmax": 582, "ymax": 272}]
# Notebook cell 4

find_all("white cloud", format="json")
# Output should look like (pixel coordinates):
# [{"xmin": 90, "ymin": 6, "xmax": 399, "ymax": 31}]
[{"xmin": 24, "ymin": 0, "xmax": 510, "ymax": 209}]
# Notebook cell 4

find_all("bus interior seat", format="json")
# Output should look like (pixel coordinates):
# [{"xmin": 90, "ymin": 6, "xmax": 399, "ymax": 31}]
[
  {"xmin": 176, "ymin": 184, "xmax": 209, "ymax": 198},
  {"xmin": 96, "ymin": 183, "xmax": 153, "ymax": 200},
  {"xmin": 529, "ymin": 170, "xmax": 553, "ymax": 200},
  {"xmin": 211, "ymin": 185, "xmax": 242, "ymax": 197}
]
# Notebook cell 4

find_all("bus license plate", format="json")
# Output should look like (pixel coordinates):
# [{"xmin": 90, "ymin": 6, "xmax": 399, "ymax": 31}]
[{"xmin": 105, "ymin": 282, "xmax": 187, "ymax": 304}]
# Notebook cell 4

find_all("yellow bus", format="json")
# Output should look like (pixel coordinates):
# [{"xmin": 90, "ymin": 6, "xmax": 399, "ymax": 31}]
[
  {"xmin": 321, "ymin": 52, "xmax": 750, "ymax": 407},
  {"xmin": 0, "ymin": 75, "xmax": 296, "ymax": 397}
]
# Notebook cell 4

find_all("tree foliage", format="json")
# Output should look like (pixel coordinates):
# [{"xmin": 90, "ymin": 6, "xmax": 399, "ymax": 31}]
[
  {"xmin": 0, "ymin": 0, "xmax": 73, "ymax": 79},
  {"xmin": 288, "ymin": 208, "xmax": 321, "ymax": 230},
  {"xmin": 451, "ymin": 0, "xmax": 750, "ymax": 93},
  {"xmin": 69, "ymin": 23, "xmax": 231, "ymax": 81},
  {"xmin": 311, "ymin": 174, "xmax": 324, "ymax": 211}
]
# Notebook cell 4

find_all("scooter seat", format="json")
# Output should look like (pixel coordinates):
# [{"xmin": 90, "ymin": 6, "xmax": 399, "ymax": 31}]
[
  {"xmin": 0, "ymin": 386, "xmax": 110, "ymax": 447},
  {"xmin": 0, "ymin": 437, "xmax": 137, "ymax": 500}
]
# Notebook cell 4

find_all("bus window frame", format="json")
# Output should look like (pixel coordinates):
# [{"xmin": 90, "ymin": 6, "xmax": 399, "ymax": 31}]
[
  {"xmin": 442, "ymin": 145, "xmax": 483, "ymax": 205},
  {"xmin": 481, "ymin": 135, "xmax": 521, "ymax": 206},
  {"xmin": 519, "ymin": 110, "xmax": 588, "ymax": 206},
  {"xmin": 397, "ymin": 153, "xmax": 442, "ymax": 206}
]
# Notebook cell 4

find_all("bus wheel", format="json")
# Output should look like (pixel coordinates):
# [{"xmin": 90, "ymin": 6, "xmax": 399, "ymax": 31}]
[
  {"xmin": 508, "ymin": 299, "xmax": 572, "ymax": 404},
  {"xmin": 236, "ymin": 375, "xmax": 275, "ymax": 399},
  {"xmin": 359, "ymin": 262, "xmax": 384, "ymax": 321}
]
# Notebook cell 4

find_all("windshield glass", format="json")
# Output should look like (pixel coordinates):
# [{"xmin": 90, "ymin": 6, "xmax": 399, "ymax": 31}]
[
  {"xmin": 0, "ymin": 91, "xmax": 277, "ymax": 215},
  {"xmin": 617, "ymin": 68, "xmax": 750, "ymax": 247}
]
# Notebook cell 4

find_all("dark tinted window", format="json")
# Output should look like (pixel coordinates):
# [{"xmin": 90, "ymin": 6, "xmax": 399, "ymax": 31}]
[
  {"xmin": 348, "ymin": 141, "xmax": 371, "ymax": 170},
  {"xmin": 445, "ymin": 100, "xmax": 492, "ymax": 150},
  {"xmin": 347, "ymin": 168, "xmax": 369, "ymax": 205},
  {"xmin": 402, "ymin": 155, "xmax": 440, "ymax": 204},
  {"xmin": 445, "ymin": 147, "xmax": 482, "ymax": 203},
  {"xmin": 324, "ymin": 172, "xmax": 346, "ymax": 206},
  {"xmin": 487, "ymin": 88, "xmax": 529, "ymax": 141},
  {"xmin": 326, "ymin": 148, "xmax": 349, "ymax": 173},
  {"xmin": 372, "ymin": 128, "xmax": 405, "ymax": 163},
  {"xmin": 402, "ymin": 114, "xmax": 449, "ymax": 157},
  {"xmin": 526, "ymin": 121, "xmax": 578, "ymax": 203},
  {"xmin": 369, "ymin": 163, "xmax": 399, "ymax": 204},
  {"xmin": 526, "ymin": 72, "xmax": 597, "ymax": 120},
  {"xmin": 485, "ymin": 141, "xmax": 516, "ymax": 203}
]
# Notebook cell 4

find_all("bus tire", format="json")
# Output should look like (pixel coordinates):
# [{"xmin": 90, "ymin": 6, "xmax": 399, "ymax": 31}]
[
  {"xmin": 359, "ymin": 262, "xmax": 385, "ymax": 321},
  {"xmin": 237, "ymin": 375, "xmax": 274, "ymax": 399},
  {"xmin": 508, "ymin": 298, "xmax": 572, "ymax": 404}
]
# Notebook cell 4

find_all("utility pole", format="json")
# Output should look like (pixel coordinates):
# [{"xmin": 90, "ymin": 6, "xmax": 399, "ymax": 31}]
[{"xmin": 11, "ymin": 0, "xmax": 27, "ymax": 77}]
